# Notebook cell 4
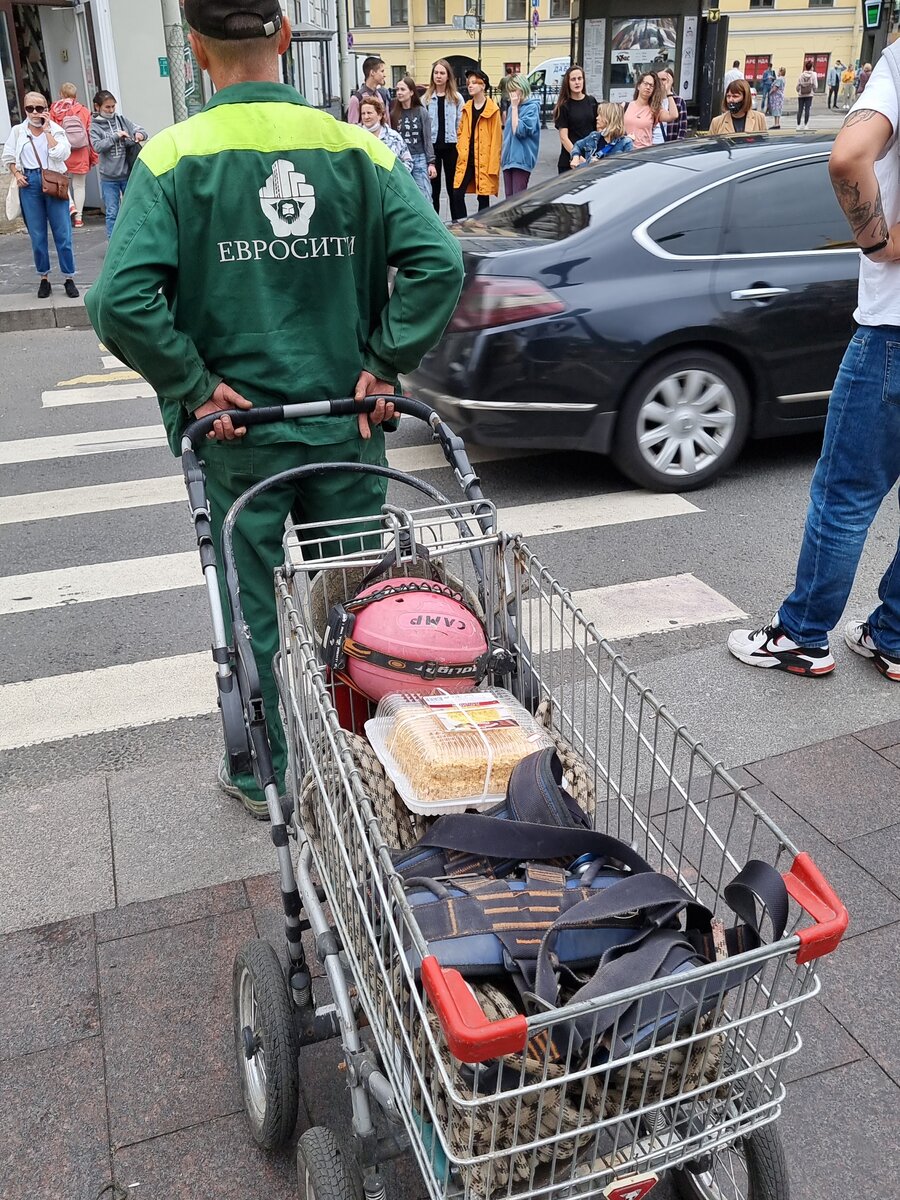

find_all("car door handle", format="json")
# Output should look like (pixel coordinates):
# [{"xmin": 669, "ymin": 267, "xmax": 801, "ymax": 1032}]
[{"xmin": 730, "ymin": 287, "xmax": 790, "ymax": 301}]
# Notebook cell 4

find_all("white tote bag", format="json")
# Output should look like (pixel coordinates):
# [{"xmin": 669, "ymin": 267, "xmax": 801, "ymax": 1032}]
[{"xmin": 5, "ymin": 175, "xmax": 22, "ymax": 222}]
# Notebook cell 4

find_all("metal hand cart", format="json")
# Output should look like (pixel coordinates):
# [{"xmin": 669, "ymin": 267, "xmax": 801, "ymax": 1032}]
[{"xmin": 181, "ymin": 397, "xmax": 848, "ymax": 1200}]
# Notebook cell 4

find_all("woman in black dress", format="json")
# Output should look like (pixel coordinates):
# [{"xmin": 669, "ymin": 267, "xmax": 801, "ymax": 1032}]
[{"xmin": 553, "ymin": 65, "xmax": 597, "ymax": 174}]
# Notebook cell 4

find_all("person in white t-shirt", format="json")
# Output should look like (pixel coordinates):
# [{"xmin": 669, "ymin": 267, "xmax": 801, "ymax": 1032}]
[
  {"xmin": 727, "ymin": 49, "xmax": 900, "ymax": 682},
  {"xmin": 722, "ymin": 61, "xmax": 744, "ymax": 94}
]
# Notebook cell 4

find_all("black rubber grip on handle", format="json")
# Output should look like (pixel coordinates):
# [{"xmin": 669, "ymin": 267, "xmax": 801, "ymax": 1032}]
[
  {"xmin": 183, "ymin": 405, "xmax": 286, "ymax": 451},
  {"xmin": 328, "ymin": 395, "xmax": 437, "ymax": 422}
]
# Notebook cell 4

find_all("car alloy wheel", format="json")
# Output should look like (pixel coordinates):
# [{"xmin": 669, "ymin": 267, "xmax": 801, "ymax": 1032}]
[
  {"xmin": 636, "ymin": 369, "xmax": 736, "ymax": 479},
  {"xmin": 614, "ymin": 350, "xmax": 751, "ymax": 492}
]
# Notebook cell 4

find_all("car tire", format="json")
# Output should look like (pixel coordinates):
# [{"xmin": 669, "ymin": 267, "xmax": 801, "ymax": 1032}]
[{"xmin": 613, "ymin": 350, "xmax": 751, "ymax": 492}]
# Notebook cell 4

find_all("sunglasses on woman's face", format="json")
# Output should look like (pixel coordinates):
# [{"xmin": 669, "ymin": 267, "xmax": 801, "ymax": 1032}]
[{"xmin": 25, "ymin": 105, "xmax": 47, "ymax": 114}]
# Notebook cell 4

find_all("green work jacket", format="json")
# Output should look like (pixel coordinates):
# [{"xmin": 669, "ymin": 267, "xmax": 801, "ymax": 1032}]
[{"xmin": 85, "ymin": 81, "xmax": 464, "ymax": 452}]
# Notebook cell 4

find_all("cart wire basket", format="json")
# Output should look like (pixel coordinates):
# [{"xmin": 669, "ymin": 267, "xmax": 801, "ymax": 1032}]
[{"xmin": 180, "ymin": 397, "xmax": 848, "ymax": 1200}]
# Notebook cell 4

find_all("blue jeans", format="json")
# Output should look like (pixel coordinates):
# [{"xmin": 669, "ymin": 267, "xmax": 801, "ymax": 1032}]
[
  {"xmin": 18, "ymin": 168, "xmax": 75, "ymax": 278},
  {"xmin": 409, "ymin": 153, "xmax": 431, "ymax": 202},
  {"xmin": 102, "ymin": 177, "xmax": 128, "ymax": 238},
  {"xmin": 779, "ymin": 326, "xmax": 900, "ymax": 655}
]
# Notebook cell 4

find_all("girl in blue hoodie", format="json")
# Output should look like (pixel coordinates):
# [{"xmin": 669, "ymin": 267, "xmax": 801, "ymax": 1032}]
[{"xmin": 500, "ymin": 75, "xmax": 540, "ymax": 198}]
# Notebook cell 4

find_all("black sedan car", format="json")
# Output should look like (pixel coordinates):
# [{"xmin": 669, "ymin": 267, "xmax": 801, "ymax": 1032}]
[{"xmin": 406, "ymin": 134, "xmax": 859, "ymax": 491}]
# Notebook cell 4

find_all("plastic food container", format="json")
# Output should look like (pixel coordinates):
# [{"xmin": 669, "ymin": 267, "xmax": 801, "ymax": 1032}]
[{"xmin": 365, "ymin": 689, "xmax": 553, "ymax": 814}]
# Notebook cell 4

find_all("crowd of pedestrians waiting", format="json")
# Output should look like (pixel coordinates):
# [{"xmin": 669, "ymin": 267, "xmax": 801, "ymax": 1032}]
[
  {"xmin": 3, "ymin": 80, "xmax": 147, "ymax": 298},
  {"xmin": 5, "ymin": 47, "xmax": 864, "ymax": 299}
]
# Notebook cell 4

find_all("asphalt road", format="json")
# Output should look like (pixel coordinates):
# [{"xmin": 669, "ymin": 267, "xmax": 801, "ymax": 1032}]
[{"xmin": 2, "ymin": 326, "xmax": 899, "ymax": 1200}]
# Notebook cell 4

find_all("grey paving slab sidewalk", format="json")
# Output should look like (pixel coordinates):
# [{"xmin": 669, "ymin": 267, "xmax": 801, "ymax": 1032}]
[{"xmin": 2, "ymin": 721, "xmax": 898, "ymax": 1200}]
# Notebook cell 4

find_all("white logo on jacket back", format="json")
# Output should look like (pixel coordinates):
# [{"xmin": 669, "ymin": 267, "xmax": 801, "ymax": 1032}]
[{"xmin": 259, "ymin": 159, "xmax": 316, "ymax": 237}]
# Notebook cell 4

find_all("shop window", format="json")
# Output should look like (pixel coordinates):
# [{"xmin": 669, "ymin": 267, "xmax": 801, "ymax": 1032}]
[
  {"xmin": 507, "ymin": 0, "xmax": 527, "ymax": 19},
  {"xmin": 427, "ymin": 0, "xmax": 446, "ymax": 21},
  {"xmin": 390, "ymin": 0, "xmax": 408, "ymax": 24},
  {"xmin": 744, "ymin": 55, "xmax": 772, "ymax": 82},
  {"xmin": 722, "ymin": 161, "xmax": 854, "ymax": 255}
]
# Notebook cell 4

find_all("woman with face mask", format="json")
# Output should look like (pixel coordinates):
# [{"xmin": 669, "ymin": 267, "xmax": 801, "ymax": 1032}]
[
  {"xmin": 2, "ymin": 90, "xmax": 78, "ymax": 299},
  {"xmin": 359, "ymin": 96, "xmax": 414, "ymax": 173},
  {"xmin": 709, "ymin": 79, "xmax": 767, "ymax": 135},
  {"xmin": 570, "ymin": 102, "xmax": 634, "ymax": 166}
]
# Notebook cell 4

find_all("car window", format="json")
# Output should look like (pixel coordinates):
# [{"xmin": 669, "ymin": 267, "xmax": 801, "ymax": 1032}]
[
  {"xmin": 469, "ymin": 157, "xmax": 677, "ymax": 242},
  {"xmin": 722, "ymin": 159, "xmax": 855, "ymax": 254},
  {"xmin": 646, "ymin": 185, "xmax": 729, "ymax": 256}
]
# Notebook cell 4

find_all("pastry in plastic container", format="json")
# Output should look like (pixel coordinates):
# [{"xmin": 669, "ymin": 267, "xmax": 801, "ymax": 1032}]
[{"xmin": 365, "ymin": 689, "xmax": 553, "ymax": 814}]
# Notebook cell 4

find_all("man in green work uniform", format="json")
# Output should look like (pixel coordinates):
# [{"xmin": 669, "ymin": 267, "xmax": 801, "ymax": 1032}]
[{"xmin": 86, "ymin": 0, "xmax": 463, "ymax": 818}]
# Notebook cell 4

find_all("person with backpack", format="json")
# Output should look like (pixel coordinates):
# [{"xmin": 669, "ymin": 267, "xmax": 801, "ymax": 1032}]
[
  {"xmin": 90, "ymin": 90, "xmax": 147, "ymax": 238},
  {"xmin": 796, "ymin": 59, "xmax": 818, "ymax": 126},
  {"xmin": 346, "ymin": 56, "xmax": 391, "ymax": 125},
  {"xmin": 48, "ymin": 82, "xmax": 97, "ymax": 228}
]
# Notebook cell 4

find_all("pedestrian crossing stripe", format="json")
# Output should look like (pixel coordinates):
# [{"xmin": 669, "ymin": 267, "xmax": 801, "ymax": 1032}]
[
  {"xmin": 42, "ymin": 381, "xmax": 155, "ymax": 408},
  {"xmin": 0, "ymin": 571, "xmax": 735, "ymax": 750},
  {"xmin": 55, "ymin": 371, "xmax": 142, "ymax": 388},
  {"xmin": 0, "ymin": 426, "xmax": 534, "ymax": 470},
  {"xmin": 0, "ymin": 493, "xmax": 700, "ymax": 615}
]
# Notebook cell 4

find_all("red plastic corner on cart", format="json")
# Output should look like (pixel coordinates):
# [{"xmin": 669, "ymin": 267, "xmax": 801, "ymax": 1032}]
[
  {"xmin": 784, "ymin": 852, "xmax": 849, "ymax": 964},
  {"xmin": 421, "ymin": 957, "xmax": 528, "ymax": 1064}
]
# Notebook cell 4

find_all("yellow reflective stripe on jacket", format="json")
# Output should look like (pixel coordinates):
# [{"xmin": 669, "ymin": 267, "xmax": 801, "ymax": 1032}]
[{"xmin": 140, "ymin": 102, "xmax": 395, "ymax": 176}]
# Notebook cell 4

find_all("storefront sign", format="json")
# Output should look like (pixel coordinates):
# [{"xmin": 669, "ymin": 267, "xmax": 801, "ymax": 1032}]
[
  {"xmin": 679, "ymin": 15, "xmax": 698, "ymax": 101},
  {"xmin": 583, "ymin": 17, "xmax": 606, "ymax": 97},
  {"xmin": 862, "ymin": 0, "xmax": 884, "ymax": 29},
  {"xmin": 609, "ymin": 16, "xmax": 677, "ymax": 102}
]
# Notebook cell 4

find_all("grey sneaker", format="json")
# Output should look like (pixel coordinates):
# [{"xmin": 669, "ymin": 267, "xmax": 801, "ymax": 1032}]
[
  {"xmin": 217, "ymin": 756, "xmax": 271, "ymax": 821},
  {"xmin": 844, "ymin": 621, "xmax": 900, "ymax": 682}
]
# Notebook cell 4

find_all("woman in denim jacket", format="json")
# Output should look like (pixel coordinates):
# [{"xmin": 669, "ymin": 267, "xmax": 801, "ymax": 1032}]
[
  {"xmin": 570, "ymin": 102, "xmax": 634, "ymax": 167},
  {"xmin": 425, "ymin": 60, "xmax": 465, "ymax": 219}
]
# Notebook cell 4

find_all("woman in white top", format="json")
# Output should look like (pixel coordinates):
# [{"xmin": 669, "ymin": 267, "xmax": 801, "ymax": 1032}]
[{"xmin": 2, "ymin": 91, "xmax": 78, "ymax": 299}]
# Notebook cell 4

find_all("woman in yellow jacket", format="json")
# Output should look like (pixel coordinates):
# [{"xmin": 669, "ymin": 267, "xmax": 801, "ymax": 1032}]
[
  {"xmin": 454, "ymin": 67, "xmax": 502, "ymax": 214},
  {"xmin": 709, "ymin": 79, "xmax": 767, "ymax": 136}
]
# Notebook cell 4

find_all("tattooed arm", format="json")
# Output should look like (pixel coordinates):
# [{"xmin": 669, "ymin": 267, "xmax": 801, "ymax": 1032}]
[{"xmin": 829, "ymin": 107, "xmax": 897, "ymax": 260}]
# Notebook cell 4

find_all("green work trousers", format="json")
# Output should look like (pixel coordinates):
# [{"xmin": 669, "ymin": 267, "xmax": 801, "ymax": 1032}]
[{"xmin": 202, "ymin": 431, "xmax": 389, "ymax": 803}]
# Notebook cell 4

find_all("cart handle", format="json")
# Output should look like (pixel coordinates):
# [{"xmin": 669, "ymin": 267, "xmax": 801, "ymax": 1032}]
[
  {"xmin": 784, "ymin": 852, "xmax": 849, "ymax": 964},
  {"xmin": 421, "ymin": 957, "xmax": 528, "ymax": 1064},
  {"xmin": 182, "ymin": 396, "xmax": 440, "ymax": 453}
]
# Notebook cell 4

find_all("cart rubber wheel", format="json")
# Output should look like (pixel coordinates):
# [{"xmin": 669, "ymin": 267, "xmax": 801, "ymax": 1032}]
[
  {"xmin": 671, "ymin": 1122, "xmax": 789, "ymax": 1200},
  {"xmin": 297, "ymin": 1126, "xmax": 364, "ymax": 1200},
  {"xmin": 233, "ymin": 939, "xmax": 300, "ymax": 1151}
]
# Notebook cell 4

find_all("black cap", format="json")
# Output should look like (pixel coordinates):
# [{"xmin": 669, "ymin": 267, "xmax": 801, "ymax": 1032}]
[
  {"xmin": 183, "ymin": 0, "xmax": 283, "ymax": 39},
  {"xmin": 466, "ymin": 67, "xmax": 490, "ymax": 87}
]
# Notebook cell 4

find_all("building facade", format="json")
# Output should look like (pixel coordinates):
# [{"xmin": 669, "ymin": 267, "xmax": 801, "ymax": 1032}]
[
  {"xmin": 718, "ymin": 0, "xmax": 867, "ymax": 92},
  {"xmin": 347, "ymin": 0, "xmax": 572, "ymax": 91},
  {"xmin": 1, "ymin": 0, "xmax": 338, "ymax": 145}
]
